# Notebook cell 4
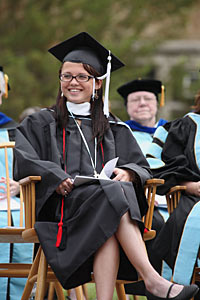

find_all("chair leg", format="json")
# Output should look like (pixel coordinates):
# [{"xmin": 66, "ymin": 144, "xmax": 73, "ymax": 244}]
[
  {"xmin": 54, "ymin": 281, "xmax": 65, "ymax": 300},
  {"xmin": 82, "ymin": 284, "xmax": 89, "ymax": 300},
  {"xmin": 21, "ymin": 246, "xmax": 42, "ymax": 300},
  {"xmin": 35, "ymin": 249, "xmax": 48, "ymax": 300},
  {"xmin": 67, "ymin": 289, "xmax": 72, "ymax": 298},
  {"xmin": 75, "ymin": 285, "xmax": 85, "ymax": 300},
  {"xmin": 115, "ymin": 283, "xmax": 127, "ymax": 300},
  {"xmin": 48, "ymin": 282, "xmax": 55, "ymax": 300}
]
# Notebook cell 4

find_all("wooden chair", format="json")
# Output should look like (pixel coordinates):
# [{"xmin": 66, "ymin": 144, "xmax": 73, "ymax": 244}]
[
  {"xmin": 0, "ymin": 142, "xmax": 31, "ymax": 281},
  {"xmin": 19, "ymin": 171, "xmax": 164, "ymax": 300},
  {"xmin": 166, "ymin": 185, "xmax": 200, "ymax": 300}
]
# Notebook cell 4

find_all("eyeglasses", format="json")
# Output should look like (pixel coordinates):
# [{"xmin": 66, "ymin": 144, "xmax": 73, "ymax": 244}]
[
  {"xmin": 59, "ymin": 73, "xmax": 94, "ymax": 83},
  {"xmin": 129, "ymin": 96, "xmax": 156, "ymax": 104}
]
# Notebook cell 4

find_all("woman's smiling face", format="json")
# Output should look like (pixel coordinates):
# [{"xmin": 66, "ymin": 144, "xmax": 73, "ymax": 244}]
[{"xmin": 60, "ymin": 62, "xmax": 101, "ymax": 104}]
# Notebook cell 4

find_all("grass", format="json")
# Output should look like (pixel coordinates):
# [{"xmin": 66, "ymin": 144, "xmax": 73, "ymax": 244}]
[{"xmin": 64, "ymin": 283, "xmax": 147, "ymax": 300}]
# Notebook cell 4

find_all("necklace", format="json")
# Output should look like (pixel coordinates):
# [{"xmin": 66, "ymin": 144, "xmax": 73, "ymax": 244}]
[{"xmin": 68, "ymin": 107, "xmax": 99, "ymax": 177}]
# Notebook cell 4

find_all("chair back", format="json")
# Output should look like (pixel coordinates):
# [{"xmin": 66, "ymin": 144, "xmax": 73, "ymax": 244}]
[
  {"xmin": 144, "ymin": 178, "xmax": 165, "ymax": 230},
  {"xmin": 19, "ymin": 176, "xmax": 41, "ymax": 229},
  {"xmin": 0, "ymin": 141, "xmax": 23, "ymax": 227},
  {"xmin": 166, "ymin": 185, "xmax": 186, "ymax": 215}
]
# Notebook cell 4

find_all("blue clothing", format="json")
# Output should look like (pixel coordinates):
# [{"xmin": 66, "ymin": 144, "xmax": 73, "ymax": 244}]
[
  {"xmin": 0, "ymin": 112, "xmax": 12, "ymax": 126},
  {"xmin": 131, "ymin": 131, "xmax": 154, "ymax": 156},
  {"xmin": 173, "ymin": 201, "xmax": 200, "ymax": 285},
  {"xmin": 125, "ymin": 119, "xmax": 167, "ymax": 134},
  {"xmin": 146, "ymin": 124, "xmax": 170, "ymax": 169},
  {"xmin": 0, "ymin": 129, "xmax": 34, "ymax": 300},
  {"xmin": 125, "ymin": 119, "xmax": 167, "ymax": 156}
]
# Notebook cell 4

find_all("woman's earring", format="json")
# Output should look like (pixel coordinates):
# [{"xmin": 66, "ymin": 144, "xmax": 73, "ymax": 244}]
[{"xmin": 61, "ymin": 92, "xmax": 63, "ymax": 97}]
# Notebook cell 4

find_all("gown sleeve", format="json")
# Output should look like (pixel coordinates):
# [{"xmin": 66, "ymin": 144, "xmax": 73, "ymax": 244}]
[
  {"xmin": 13, "ymin": 111, "xmax": 70, "ymax": 217},
  {"xmin": 147, "ymin": 116, "xmax": 200, "ymax": 194},
  {"xmin": 111, "ymin": 122, "xmax": 152, "ymax": 215}
]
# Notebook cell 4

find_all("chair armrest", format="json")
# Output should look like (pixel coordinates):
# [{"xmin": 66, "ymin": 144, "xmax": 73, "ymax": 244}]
[
  {"xmin": 145, "ymin": 178, "xmax": 165, "ymax": 186},
  {"xmin": 19, "ymin": 176, "xmax": 41, "ymax": 186},
  {"xmin": 166, "ymin": 185, "xmax": 187, "ymax": 196}
]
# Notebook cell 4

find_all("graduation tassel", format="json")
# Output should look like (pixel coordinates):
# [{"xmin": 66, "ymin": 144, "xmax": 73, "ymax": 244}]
[
  {"xmin": 97, "ymin": 50, "xmax": 112, "ymax": 118},
  {"xmin": 4, "ymin": 74, "xmax": 9, "ymax": 99},
  {"xmin": 56, "ymin": 197, "xmax": 64, "ymax": 248},
  {"xmin": 92, "ymin": 77, "xmax": 96, "ymax": 101},
  {"xmin": 100, "ymin": 142, "xmax": 104, "ymax": 168},
  {"xmin": 56, "ymin": 127, "xmax": 67, "ymax": 248},
  {"xmin": 160, "ymin": 84, "xmax": 165, "ymax": 107},
  {"xmin": 103, "ymin": 52, "xmax": 111, "ymax": 117}
]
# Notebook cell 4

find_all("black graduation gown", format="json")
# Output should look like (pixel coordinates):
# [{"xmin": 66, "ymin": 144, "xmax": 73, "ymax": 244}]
[
  {"xmin": 14, "ymin": 109, "xmax": 151, "ymax": 289},
  {"xmin": 150, "ymin": 113, "xmax": 200, "ymax": 269}
]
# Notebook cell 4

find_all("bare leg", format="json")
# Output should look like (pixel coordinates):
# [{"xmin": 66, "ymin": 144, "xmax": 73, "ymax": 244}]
[
  {"xmin": 116, "ymin": 212, "xmax": 183, "ymax": 298},
  {"xmin": 93, "ymin": 235, "xmax": 120, "ymax": 300}
]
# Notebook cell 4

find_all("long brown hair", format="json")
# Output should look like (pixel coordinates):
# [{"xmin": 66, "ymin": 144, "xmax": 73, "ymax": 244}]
[
  {"xmin": 51, "ymin": 62, "xmax": 110, "ymax": 145},
  {"xmin": 192, "ymin": 91, "xmax": 200, "ymax": 114}
]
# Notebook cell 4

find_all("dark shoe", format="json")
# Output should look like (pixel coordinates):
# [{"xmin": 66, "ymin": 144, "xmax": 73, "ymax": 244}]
[{"xmin": 145, "ymin": 283, "xmax": 199, "ymax": 300}]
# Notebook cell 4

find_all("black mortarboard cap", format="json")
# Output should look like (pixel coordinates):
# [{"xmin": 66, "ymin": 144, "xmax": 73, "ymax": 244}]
[
  {"xmin": 48, "ymin": 32, "xmax": 124, "ymax": 75},
  {"xmin": 117, "ymin": 78, "xmax": 165, "ymax": 107}
]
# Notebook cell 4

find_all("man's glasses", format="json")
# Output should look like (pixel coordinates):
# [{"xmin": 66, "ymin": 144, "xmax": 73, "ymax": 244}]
[{"xmin": 59, "ymin": 73, "xmax": 94, "ymax": 83}]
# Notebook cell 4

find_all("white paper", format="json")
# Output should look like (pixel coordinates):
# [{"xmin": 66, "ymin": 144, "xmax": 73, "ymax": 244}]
[
  {"xmin": 73, "ymin": 157, "xmax": 119, "ymax": 187},
  {"xmin": 73, "ymin": 176, "xmax": 99, "ymax": 187},
  {"xmin": 99, "ymin": 157, "xmax": 119, "ymax": 179},
  {"xmin": 0, "ymin": 198, "xmax": 20, "ymax": 211},
  {"xmin": 156, "ymin": 194, "xmax": 167, "ymax": 208}
]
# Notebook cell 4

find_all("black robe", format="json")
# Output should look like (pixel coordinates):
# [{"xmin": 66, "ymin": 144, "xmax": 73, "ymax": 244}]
[
  {"xmin": 14, "ymin": 109, "xmax": 151, "ymax": 289},
  {"xmin": 147, "ymin": 113, "xmax": 200, "ymax": 269}
]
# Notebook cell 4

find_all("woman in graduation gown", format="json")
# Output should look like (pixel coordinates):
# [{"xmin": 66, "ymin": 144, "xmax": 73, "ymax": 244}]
[
  {"xmin": 13, "ymin": 32, "xmax": 198, "ymax": 300},
  {"xmin": 146, "ymin": 91, "xmax": 200, "ymax": 272}
]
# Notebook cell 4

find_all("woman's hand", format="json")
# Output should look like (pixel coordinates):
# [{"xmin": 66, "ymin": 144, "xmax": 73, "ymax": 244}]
[
  {"xmin": 112, "ymin": 168, "xmax": 135, "ymax": 182},
  {"xmin": 0, "ymin": 177, "xmax": 20, "ymax": 200},
  {"xmin": 182, "ymin": 181, "xmax": 200, "ymax": 197},
  {"xmin": 56, "ymin": 178, "xmax": 74, "ymax": 196}
]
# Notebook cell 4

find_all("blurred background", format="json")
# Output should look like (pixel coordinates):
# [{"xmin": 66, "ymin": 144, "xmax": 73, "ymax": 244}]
[{"xmin": 1, "ymin": 0, "xmax": 200, "ymax": 123}]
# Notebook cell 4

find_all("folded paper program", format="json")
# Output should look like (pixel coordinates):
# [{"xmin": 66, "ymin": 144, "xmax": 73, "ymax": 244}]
[{"xmin": 73, "ymin": 157, "xmax": 119, "ymax": 187}]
